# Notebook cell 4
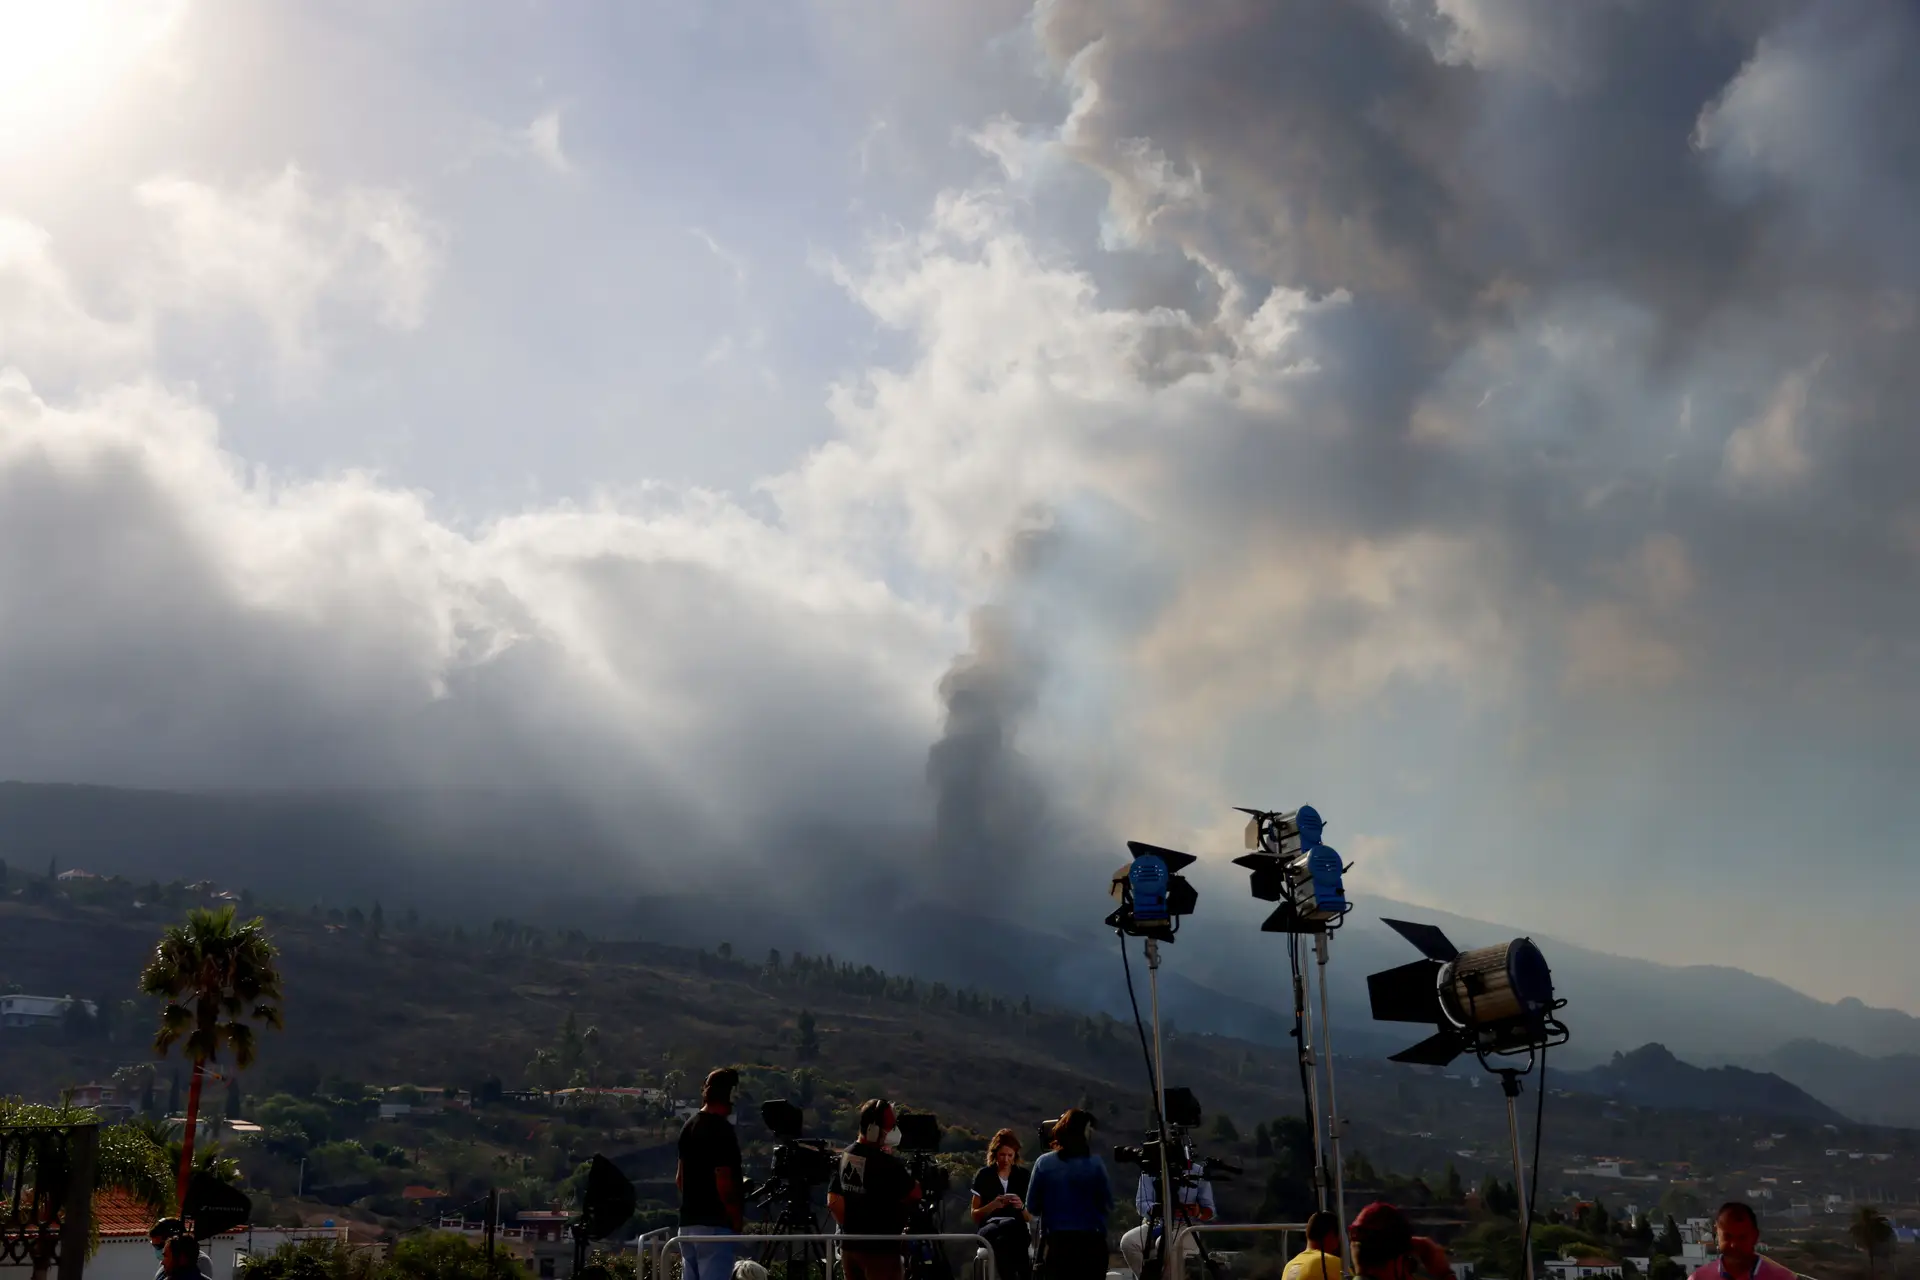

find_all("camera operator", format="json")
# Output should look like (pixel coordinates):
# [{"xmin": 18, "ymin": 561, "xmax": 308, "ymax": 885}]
[
  {"xmin": 829, "ymin": 1099, "xmax": 922, "ymax": 1280},
  {"xmin": 971, "ymin": 1129, "xmax": 1033, "ymax": 1280},
  {"xmin": 1026, "ymin": 1109, "xmax": 1113, "ymax": 1280},
  {"xmin": 677, "ymin": 1068, "xmax": 746, "ymax": 1280},
  {"xmin": 1119, "ymin": 1156, "xmax": 1215, "ymax": 1280}
]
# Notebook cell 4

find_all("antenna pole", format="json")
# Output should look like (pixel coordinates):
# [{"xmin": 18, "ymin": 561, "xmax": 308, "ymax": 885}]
[{"xmin": 1316, "ymin": 932, "xmax": 1348, "ymax": 1255}]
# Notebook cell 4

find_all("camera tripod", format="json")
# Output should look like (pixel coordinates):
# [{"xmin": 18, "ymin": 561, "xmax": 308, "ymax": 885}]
[
  {"xmin": 902, "ymin": 1168, "xmax": 955, "ymax": 1280},
  {"xmin": 758, "ymin": 1184, "xmax": 827, "ymax": 1280}
]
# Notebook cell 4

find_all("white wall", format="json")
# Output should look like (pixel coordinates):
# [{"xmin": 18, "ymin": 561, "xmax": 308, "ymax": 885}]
[{"xmin": 89, "ymin": 1228, "xmax": 351, "ymax": 1280}]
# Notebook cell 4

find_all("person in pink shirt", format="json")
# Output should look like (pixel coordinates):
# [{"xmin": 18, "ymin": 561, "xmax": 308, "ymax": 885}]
[{"xmin": 1689, "ymin": 1203, "xmax": 1794, "ymax": 1280}]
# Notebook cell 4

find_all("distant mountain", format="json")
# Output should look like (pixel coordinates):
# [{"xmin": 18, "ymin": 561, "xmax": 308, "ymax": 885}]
[
  {"xmin": 1558, "ymin": 1043, "xmax": 1844, "ymax": 1122},
  {"xmin": 1748, "ymin": 1039, "xmax": 1920, "ymax": 1128},
  {"xmin": 3, "ymin": 781, "xmax": 1916, "ymax": 1090}
]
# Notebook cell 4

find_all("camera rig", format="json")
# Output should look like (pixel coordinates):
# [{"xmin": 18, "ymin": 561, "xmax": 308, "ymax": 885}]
[
  {"xmin": 748, "ymin": 1099, "xmax": 836, "ymax": 1210},
  {"xmin": 1113, "ymin": 1091, "xmax": 1241, "ymax": 1206}
]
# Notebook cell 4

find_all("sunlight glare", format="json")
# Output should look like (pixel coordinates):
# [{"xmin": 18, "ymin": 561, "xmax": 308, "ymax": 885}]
[{"xmin": 0, "ymin": 0, "xmax": 183, "ymax": 145}]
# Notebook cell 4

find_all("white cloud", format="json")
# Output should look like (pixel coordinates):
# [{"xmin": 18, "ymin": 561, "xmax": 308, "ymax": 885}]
[
  {"xmin": 520, "ymin": 108, "xmax": 573, "ymax": 175},
  {"xmin": 1723, "ymin": 362, "xmax": 1819, "ymax": 490},
  {"xmin": 133, "ymin": 165, "xmax": 443, "ymax": 375}
]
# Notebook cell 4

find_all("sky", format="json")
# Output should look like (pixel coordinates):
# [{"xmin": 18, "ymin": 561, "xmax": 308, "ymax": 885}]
[{"xmin": 0, "ymin": 0, "xmax": 1916, "ymax": 1010}]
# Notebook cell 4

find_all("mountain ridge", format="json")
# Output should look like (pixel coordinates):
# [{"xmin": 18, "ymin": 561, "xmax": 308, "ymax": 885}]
[{"xmin": 2, "ymin": 780, "xmax": 1912, "ymax": 1122}]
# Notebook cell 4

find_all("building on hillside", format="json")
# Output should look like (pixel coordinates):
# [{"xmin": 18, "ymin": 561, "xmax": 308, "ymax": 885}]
[
  {"xmin": 516, "ymin": 1209, "xmax": 575, "ymax": 1280},
  {"xmin": 0, "ymin": 994, "xmax": 98, "ymax": 1028},
  {"xmin": 1543, "ymin": 1260, "xmax": 1624, "ymax": 1280},
  {"xmin": 68, "ymin": 1082, "xmax": 117, "ymax": 1108},
  {"xmin": 55, "ymin": 869, "xmax": 100, "ymax": 881},
  {"xmin": 87, "ymin": 1188, "xmax": 352, "ymax": 1280}
]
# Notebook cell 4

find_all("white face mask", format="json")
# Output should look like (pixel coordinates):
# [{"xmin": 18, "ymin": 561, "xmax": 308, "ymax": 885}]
[
  {"xmin": 884, "ymin": 1127, "xmax": 902, "ymax": 1147},
  {"xmin": 726, "ymin": 1114, "xmax": 738, "ymax": 1126}
]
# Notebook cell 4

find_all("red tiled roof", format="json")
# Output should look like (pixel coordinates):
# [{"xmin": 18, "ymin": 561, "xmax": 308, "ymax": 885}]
[{"xmin": 96, "ymin": 1187, "xmax": 164, "ymax": 1238}]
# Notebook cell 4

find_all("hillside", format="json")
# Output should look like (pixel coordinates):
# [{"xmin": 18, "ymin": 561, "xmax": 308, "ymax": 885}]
[
  {"xmin": 2, "ymin": 879, "xmax": 1916, "ymax": 1245},
  {"xmin": 6, "ymin": 780, "xmax": 1918, "ymax": 1096},
  {"xmin": 1751, "ymin": 1040, "xmax": 1920, "ymax": 1129},
  {"xmin": 1560, "ymin": 1044, "xmax": 1844, "ymax": 1123}
]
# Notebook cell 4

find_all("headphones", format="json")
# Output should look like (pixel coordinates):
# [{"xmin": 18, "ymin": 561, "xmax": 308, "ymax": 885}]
[{"xmin": 861, "ymin": 1098, "xmax": 896, "ymax": 1144}]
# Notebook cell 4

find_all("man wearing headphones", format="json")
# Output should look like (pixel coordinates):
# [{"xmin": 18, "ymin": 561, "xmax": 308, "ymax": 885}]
[{"xmin": 828, "ymin": 1098, "xmax": 923, "ymax": 1280}]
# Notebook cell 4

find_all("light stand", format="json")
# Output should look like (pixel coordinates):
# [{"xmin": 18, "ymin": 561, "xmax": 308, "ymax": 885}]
[
  {"xmin": 1292, "ymin": 935, "xmax": 1326, "ymax": 1213},
  {"xmin": 1365, "ymin": 920, "xmax": 1567, "ymax": 1280},
  {"xmin": 1234, "ymin": 804, "xmax": 1351, "ymax": 1236},
  {"xmin": 1497, "ymin": 1069, "xmax": 1533, "ymax": 1280},
  {"xmin": 1314, "ymin": 934, "xmax": 1348, "ymax": 1256},
  {"xmin": 1145, "ymin": 938, "xmax": 1177, "ymax": 1273}
]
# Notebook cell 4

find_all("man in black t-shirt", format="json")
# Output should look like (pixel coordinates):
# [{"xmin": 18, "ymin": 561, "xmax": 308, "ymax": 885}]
[
  {"xmin": 828, "ymin": 1098, "xmax": 921, "ymax": 1280},
  {"xmin": 677, "ymin": 1068, "xmax": 745, "ymax": 1280}
]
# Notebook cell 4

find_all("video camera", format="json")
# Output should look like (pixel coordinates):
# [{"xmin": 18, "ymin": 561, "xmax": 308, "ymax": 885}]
[
  {"xmin": 896, "ymin": 1112, "xmax": 951, "ymax": 1202},
  {"xmin": 749, "ymin": 1099, "xmax": 836, "ymax": 1208},
  {"xmin": 1112, "ymin": 1089, "xmax": 1241, "ymax": 1199}
]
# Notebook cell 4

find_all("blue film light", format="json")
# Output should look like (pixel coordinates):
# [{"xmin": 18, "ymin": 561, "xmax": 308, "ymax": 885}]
[
  {"xmin": 1307, "ymin": 842, "xmax": 1347, "ymax": 914},
  {"xmin": 1129, "ymin": 849, "xmax": 1171, "ymax": 927}
]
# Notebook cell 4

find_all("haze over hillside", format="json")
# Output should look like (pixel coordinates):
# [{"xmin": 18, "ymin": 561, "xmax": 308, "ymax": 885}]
[{"xmin": 7, "ymin": 781, "xmax": 1916, "ymax": 1126}]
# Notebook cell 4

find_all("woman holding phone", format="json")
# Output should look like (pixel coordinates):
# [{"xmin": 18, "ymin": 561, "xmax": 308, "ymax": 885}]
[{"xmin": 971, "ymin": 1128, "xmax": 1034, "ymax": 1280}]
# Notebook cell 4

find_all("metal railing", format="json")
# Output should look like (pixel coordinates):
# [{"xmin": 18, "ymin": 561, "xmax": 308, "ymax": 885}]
[
  {"xmin": 1165, "ymin": 1221, "xmax": 1313, "ymax": 1273},
  {"xmin": 651, "ymin": 1231, "xmax": 1000, "ymax": 1280},
  {"xmin": 0, "ymin": 1122, "xmax": 97, "ymax": 1280}
]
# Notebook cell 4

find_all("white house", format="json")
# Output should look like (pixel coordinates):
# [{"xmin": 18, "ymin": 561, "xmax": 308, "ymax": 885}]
[
  {"xmin": 1544, "ymin": 1259, "xmax": 1623, "ymax": 1280},
  {"xmin": 89, "ymin": 1189, "xmax": 351, "ymax": 1280},
  {"xmin": 0, "ymin": 994, "xmax": 98, "ymax": 1028}
]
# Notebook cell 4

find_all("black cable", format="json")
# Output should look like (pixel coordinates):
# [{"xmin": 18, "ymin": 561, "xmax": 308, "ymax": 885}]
[{"xmin": 1120, "ymin": 932, "xmax": 1161, "ymax": 1105}]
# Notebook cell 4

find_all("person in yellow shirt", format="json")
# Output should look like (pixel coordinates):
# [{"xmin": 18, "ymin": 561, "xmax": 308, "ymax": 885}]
[{"xmin": 1283, "ymin": 1212, "xmax": 1345, "ymax": 1280}]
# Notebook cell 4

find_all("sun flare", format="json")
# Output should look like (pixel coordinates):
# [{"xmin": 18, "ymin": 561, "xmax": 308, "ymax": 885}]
[{"xmin": 0, "ymin": 0, "xmax": 182, "ymax": 145}]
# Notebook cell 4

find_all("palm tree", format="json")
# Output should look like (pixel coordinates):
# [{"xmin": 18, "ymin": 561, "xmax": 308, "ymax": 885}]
[
  {"xmin": 1850, "ymin": 1206, "xmax": 1895, "ymax": 1278},
  {"xmin": 138, "ymin": 904, "xmax": 284, "ymax": 1204}
]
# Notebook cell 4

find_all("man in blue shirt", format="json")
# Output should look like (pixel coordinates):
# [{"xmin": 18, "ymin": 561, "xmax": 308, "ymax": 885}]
[
  {"xmin": 1025, "ymin": 1110, "xmax": 1114, "ymax": 1280},
  {"xmin": 1120, "ymin": 1162, "xmax": 1217, "ymax": 1280}
]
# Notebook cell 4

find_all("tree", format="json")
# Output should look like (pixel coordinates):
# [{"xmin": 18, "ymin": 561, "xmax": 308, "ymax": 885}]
[
  {"xmin": 1629, "ymin": 1214, "xmax": 1656, "ymax": 1254},
  {"xmin": 139, "ymin": 904, "xmax": 285, "ymax": 1203},
  {"xmin": 388, "ymin": 1232, "xmax": 532, "ymax": 1280},
  {"xmin": 168, "ymin": 1071, "xmax": 182, "ymax": 1116},
  {"xmin": 369, "ymin": 902, "xmax": 385, "ymax": 939},
  {"xmin": 1259, "ymin": 1117, "xmax": 1317, "ymax": 1222},
  {"xmin": 717, "ymin": 941, "xmax": 733, "ymax": 961},
  {"xmin": 2, "ymin": 1098, "xmax": 174, "ymax": 1280},
  {"xmin": 1442, "ymin": 1163, "xmax": 1464, "ymax": 1204},
  {"xmin": 1253, "ymin": 1122, "xmax": 1272, "ymax": 1158},
  {"xmin": 1851, "ymin": 1206, "xmax": 1895, "ymax": 1278},
  {"xmin": 1658, "ymin": 1217, "xmax": 1683, "ymax": 1257},
  {"xmin": 226, "ymin": 1078, "xmax": 244, "ymax": 1119},
  {"xmin": 559, "ymin": 1012, "xmax": 586, "ymax": 1075},
  {"xmin": 796, "ymin": 1009, "xmax": 820, "ymax": 1060},
  {"xmin": 1211, "ymin": 1114, "xmax": 1240, "ymax": 1143},
  {"xmin": 1647, "ymin": 1255, "xmax": 1682, "ymax": 1280},
  {"xmin": 527, "ymin": 1049, "xmax": 558, "ymax": 1093}
]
